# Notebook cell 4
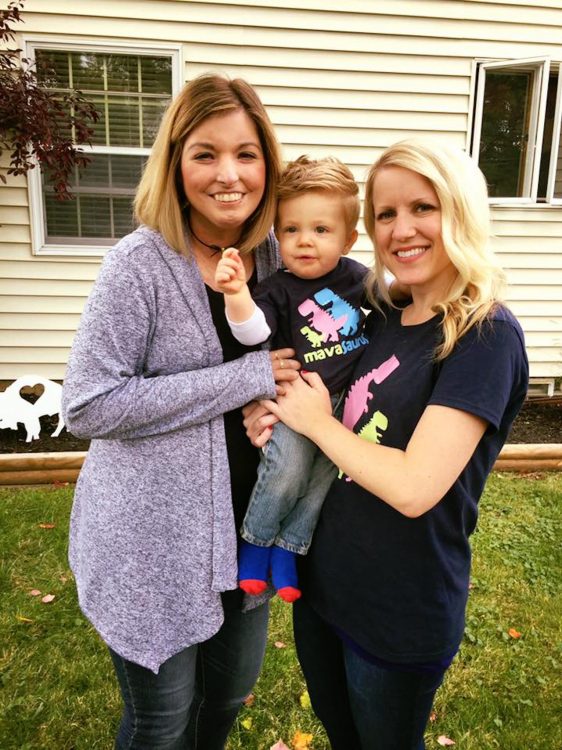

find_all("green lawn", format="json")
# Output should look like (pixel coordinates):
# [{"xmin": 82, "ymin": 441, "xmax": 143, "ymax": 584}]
[{"xmin": 1, "ymin": 473, "xmax": 560, "ymax": 750}]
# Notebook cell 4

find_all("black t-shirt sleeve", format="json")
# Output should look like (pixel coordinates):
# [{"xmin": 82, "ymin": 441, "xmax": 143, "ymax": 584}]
[{"xmin": 429, "ymin": 317, "xmax": 528, "ymax": 432}]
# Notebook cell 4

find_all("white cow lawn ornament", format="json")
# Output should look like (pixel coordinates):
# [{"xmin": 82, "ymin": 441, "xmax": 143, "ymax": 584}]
[{"xmin": 0, "ymin": 375, "xmax": 65, "ymax": 442}]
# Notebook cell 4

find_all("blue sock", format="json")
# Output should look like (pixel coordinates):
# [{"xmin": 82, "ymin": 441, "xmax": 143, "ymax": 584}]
[
  {"xmin": 270, "ymin": 545, "xmax": 299, "ymax": 592},
  {"xmin": 238, "ymin": 541, "xmax": 271, "ymax": 593}
]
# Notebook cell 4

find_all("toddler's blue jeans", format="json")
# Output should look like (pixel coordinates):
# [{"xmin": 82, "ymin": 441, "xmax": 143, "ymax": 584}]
[{"xmin": 241, "ymin": 394, "xmax": 341, "ymax": 555}]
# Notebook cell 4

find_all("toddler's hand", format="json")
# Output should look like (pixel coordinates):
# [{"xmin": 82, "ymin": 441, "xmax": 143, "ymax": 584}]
[{"xmin": 215, "ymin": 247, "xmax": 246, "ymax": 294}]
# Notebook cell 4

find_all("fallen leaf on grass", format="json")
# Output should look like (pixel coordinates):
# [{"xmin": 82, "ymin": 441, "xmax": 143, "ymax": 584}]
[
  {"xmin": 508, "ymin": 628, "xmax": 522, "ymax": 639},
  {"xmin": 41, "ymin": 594, "xmax": 55, "ymax": 603},
  {"xmin": 38, "ymin": 523, "xmax": 56, "ymax": 529},
  {"xmin": 292, "ymin": 730, "xmax": 313, "ymax": 750},
  {"xmin": 29, "ymin": 589, "xmax": 41, "ymax": 596},
  {"xmin": 240, "ymin": 717, "xmax": 252, "ymax": 730},
  {"xmin": 437, "ymin": 736, "xmax": 456, "ymax": 746},
  {"xmin": 299, "ymin": 691, "xmax": 312, "ymax": 710},
  {"xmin": 274, "ymin": 641, "xmax": 286, "ymax": 649},
  {"xmin": 270, "ymin": 741, "xmax": 290, "ymax": 750},
  {"xmin": 16, "ymin": 614, "xmax": 33, "ymax": 623},
  {"xmin": 243, "ymin": 693, "xmax": 255, "ymax": 707},
  {"xmin": 52, "ymin": 480, "xmax": 69, "ymax": 488},
  {"xmin": 429, "ymin": 711, "xmax": 437, "ymax": 722}
]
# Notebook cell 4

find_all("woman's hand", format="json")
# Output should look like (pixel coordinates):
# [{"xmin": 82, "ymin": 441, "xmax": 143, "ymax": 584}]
[
  {"xmin": 269, "ymin": 348, "xmax": 300, "ymax": 384},
  {"xmin": 263, "ymin": 371, "xmax": 332, "ymax": 438},
  {"xmin": 242, "ymin": 400, "xmax": 279, "ymax": 448},
  {"xmin": 243, "ymin": 349, "xmax": 300, "ymax": 447}
]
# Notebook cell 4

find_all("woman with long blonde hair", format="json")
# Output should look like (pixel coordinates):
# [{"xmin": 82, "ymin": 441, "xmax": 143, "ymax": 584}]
[{"xmin": 249, "ymin": 139, "xmax": 529, "ymax": 749}]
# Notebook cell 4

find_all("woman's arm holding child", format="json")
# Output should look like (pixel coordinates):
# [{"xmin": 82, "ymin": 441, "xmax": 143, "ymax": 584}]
[{"xmin": 263, "ymin": 372, "xmax": 487, "ymax": 519}]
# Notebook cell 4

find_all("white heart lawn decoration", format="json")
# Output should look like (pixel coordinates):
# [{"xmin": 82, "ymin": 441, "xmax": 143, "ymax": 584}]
[{"xmin": 0, "ymin": 375, "xmax": 64, "ymax": 442}]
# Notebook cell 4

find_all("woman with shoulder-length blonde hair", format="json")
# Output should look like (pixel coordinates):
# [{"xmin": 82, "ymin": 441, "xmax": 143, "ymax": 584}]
[
  {"xmin": 62, "ymin": 72, "xmax": 300, "ymax": 749},
  {"xmin": 135, "ymin": 73, "xmax": 281, "ymax": 258},
  {"xmin": 248, "ymin": 138, "xmax": 529, "ymax": 749}
]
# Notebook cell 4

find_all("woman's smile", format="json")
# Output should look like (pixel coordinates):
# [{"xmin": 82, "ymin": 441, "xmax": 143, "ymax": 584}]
[
  {"xmin": 213, "ymin": 192, "xmax": 244, "ymax": 203},
  {"xmin": 394, "ymin": 245, "xmax": 430, "ymax": 260}
]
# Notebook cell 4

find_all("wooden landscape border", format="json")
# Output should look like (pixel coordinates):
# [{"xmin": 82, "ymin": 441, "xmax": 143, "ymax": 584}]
[
  {"xmin": 0, "ymin": 445, "xmax": 561, "ymax": 485},
  {"xmin": 0, "ymin": 451, "xmax": 87, "ymax": 485}
]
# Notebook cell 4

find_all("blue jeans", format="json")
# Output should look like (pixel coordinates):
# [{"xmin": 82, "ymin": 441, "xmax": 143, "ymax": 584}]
[
  {"xmin": 109, "ymin": 594, "xmax": 269, "ymax": 749},
  {"xmin": 241, "ymin": 394, "xmax": 341, "ymax": 555},
  {"xmin": 293, "ymin": 598, "xmax": 445, "ymax": 750}
]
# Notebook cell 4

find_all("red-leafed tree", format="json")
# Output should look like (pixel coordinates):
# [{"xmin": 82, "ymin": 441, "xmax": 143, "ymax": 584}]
[{"xmin": 0, "ymin": 0, "xmax": 98, "ymax": 199}]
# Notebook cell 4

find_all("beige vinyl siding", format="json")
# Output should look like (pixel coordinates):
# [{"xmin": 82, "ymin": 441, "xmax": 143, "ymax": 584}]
[
  {"xmin": 492, "ymin": 208, "xmax": 562, "ymax": 377},
  {"xmin": 0, "ymin": 157, "xmax": 99, "ymax": 379},
  {"xmin": 0, "ymin": 0, "xmax": 561, "ymax": 381}
]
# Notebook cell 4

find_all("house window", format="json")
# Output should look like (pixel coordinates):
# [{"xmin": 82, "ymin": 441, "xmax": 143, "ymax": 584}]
[
  {"xmin": 27, "ymin": 43, "xmax": 179, "ymax": 254},
  {"xmin": 472, "ymin": 57, "xmax": 562, "ymax": 205}
]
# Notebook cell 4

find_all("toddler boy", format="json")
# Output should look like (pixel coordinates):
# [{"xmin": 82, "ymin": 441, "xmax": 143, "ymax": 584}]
[{"xmin": 215, "ymin": 156, "xmax": 369, "ymax": 602}]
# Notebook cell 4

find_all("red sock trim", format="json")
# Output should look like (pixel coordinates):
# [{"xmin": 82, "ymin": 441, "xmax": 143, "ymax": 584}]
[
  {"xmin": 277, "ymin": 586, "xmax": 301, "ymax": 603},
  {"xmin": 239, "ymin": 579, "xmax": 268, "ymax": 596}
]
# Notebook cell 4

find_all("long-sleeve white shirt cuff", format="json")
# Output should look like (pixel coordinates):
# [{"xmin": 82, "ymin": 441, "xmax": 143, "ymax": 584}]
[{"xmin": 226, "ymin": 305, "xmax": 272, "ymax": 346}]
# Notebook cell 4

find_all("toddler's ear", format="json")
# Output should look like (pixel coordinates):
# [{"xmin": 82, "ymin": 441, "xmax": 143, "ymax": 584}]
[{"xmin": 343, "ymin": 229, "xmax": 359, "ymax": 255}]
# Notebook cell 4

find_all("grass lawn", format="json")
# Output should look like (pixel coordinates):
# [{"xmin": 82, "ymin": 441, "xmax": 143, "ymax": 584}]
[{"xmin": 0, "ymin": 472, "xmax": 560, "ymax": 750}]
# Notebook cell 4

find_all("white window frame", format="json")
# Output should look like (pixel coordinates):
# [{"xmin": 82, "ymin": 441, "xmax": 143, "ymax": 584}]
[
  {"xmin": 547, "ymin": 73, "xmax": 562, "ymax": 205},
  {"xmin": 471, "ymin": 56, "xmax": 551, "ymax": 205},
  {"xmin": 24, "ymin": 38, "xmax": 182, "ymax": 257}
]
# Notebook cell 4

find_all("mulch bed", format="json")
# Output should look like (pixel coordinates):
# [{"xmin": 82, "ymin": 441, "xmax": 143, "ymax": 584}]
[
  {"xmin": 0, "ymin": 413, "xmax": 90, "ymax": 454},
  {"xmin": 505, "ymin": 397, "xmax": 561, "ymax": 444},
  {"xmin": 0, "ymin": 397, "xmax": 560, "ymax": 454}
]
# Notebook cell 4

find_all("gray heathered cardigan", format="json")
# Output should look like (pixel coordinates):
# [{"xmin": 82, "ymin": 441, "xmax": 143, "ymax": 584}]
[{"xmin": 63, "ymin": 226, "xmax": 279, "ymax": 673}]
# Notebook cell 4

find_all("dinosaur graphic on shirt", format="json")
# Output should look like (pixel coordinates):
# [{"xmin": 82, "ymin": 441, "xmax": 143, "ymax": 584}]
[
  {"xmin": 359, "ymin": 410, "xmax": 388, "ymax": 442},
  {"xmin": 300, "ymin": 325, "xmax": 324, "ymax": 349},
  {"xmin": 342, "ymin": 354, "xmax": 400, "ymax": 431},
  {"xmin": 313, "ymin": 288, "xmax": 361, "ymax": 336},
  {"xmin": 298, "ymin": 298, "xmax": 347, "ymax": 343},
  {"xmin": 339, "ymin": 409, "xmax": 388, "ymax": 480}
]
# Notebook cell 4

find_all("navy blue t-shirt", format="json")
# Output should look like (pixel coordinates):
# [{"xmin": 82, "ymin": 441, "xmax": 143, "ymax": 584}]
[
  {"xmin": 303, "ymin": 303, "xmax": 529, "ymax": 664},
  {"xmin": 252, "ymin": 257, "xmax": 370, "ymax": 394}
]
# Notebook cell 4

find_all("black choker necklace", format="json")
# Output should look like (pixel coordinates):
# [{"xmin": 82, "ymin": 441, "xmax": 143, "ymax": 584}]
[{"xmin": 188, "ymin": 221, "xmax": 240, "ymax": 256}]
